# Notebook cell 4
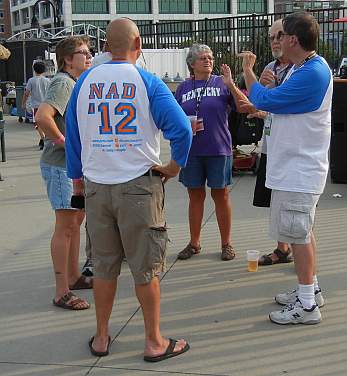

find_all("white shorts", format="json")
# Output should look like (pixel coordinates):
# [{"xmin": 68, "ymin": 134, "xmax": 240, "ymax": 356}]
[{"xmin": 269, "ymin": 190, "xmax": 320, "ymax": 244}]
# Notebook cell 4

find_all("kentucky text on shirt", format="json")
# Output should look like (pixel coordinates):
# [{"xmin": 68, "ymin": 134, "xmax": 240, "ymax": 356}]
[{"xmin": 181, "ymin": 86, "xmax": 221, "ymax": 103}]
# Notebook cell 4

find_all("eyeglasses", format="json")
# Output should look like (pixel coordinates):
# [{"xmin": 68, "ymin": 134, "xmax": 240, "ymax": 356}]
[
  {"xmin": 73, "ymin": 50, "xmax": 92, "ymax": 59},
  {"xmin": 269, "ymin": 31, "xmax": 290, "ymax": 42}
]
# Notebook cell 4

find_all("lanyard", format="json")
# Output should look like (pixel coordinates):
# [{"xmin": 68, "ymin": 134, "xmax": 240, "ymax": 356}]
[
  {"xmin": 192, "ymin": 77, "xmax": 211, "ymax": 116},
  {"xmin": 297, "ymin": 52, "xmax": 317, "ymax": 69}
]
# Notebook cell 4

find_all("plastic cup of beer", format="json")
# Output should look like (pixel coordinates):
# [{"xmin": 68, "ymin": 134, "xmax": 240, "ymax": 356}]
[
  {"xmin": 247, "ymin": 250, "xmax": 260, "ymax": 272},
  {"xmin": 188, "ymin": 115, "xmax": 198, "ymax": 135}
]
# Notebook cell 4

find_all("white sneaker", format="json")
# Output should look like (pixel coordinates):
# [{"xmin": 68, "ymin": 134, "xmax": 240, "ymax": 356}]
[
  {"xmin": 275, "ymin": 288, "xmax": 325, "ymax": 308},
  {"xmin": 269, "ymin": 300, "xmax": 322, "ymax": 325}
]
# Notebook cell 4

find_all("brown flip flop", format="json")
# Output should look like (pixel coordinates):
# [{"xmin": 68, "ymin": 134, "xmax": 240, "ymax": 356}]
[
  {"xmin": 89, "ymin": 336, "xmax": 111, "ymax": 357},
  {"xmin": 144, "ymin": 338, "xmax": 190, "ymax": 362}
]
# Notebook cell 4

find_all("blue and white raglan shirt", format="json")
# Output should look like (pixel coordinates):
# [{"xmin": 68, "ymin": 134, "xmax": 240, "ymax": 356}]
[
  {"xmin": 65, "ymin": 62, "xmax": 192, "ymax": 184},
  {"xmin": 249, "ymin": 55, "xmax": 333, "ymax": 194}
]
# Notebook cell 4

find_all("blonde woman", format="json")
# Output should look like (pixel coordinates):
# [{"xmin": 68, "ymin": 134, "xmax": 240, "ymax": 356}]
[{"xmin": 36, "ymin": 36, "xmax": 93, "ymax": 310}]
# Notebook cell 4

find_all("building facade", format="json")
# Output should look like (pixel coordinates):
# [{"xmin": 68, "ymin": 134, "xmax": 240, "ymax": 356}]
[
  {"xmin": 9, "ymin": 0, "xmax": 276, "ymax": 34},
  {"xmin": 0, "ymin": 0, "xmax": 12, "ymax": 38}
]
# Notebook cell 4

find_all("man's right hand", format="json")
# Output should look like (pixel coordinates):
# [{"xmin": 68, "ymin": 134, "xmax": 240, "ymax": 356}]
[
  {"xmin": 73, "ymin": 178, "xmax": 84, "ymax": 196},
  {"xmin": 259, "ymin": 69, "xmax": 277, "ymax": 87},
  {"xmin": 238, "ymin": 51, "xmax": 257, "ymax": 71},
  {"xmin": 152, "ymin": 160, "xmax": 180, "ymax": 184}
]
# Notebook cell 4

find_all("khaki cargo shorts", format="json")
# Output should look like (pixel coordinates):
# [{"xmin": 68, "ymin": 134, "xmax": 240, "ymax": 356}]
[
  {"xmin": 269, "ymin": 190, "xmax": 320, "ymax": 245},
  {"xmin": 85, "ymin": 174, "xmax": 168, "ymax": 284}
]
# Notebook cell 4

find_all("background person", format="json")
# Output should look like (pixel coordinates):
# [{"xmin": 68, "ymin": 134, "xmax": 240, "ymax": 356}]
[
  {"xmin": 175, "ymin": 43, "xmax": 252, "ymax": 261},
  {"xmin": 36, "ymin": 36, "xmax": 93, "ymax": 310},
  {"xmin": 22, "ymin": 61, "xmax": 50, "ymax": 150},
  {"xmin": 252, "ymin": 19, "xmax": 293, "ymax": 266},
  {"xmin": 66, "ymin": 18, "xmax": 192, "ymax": 361},
  {"xmin": 240, "ymin": 12, "xmax": 331, "ymax": 325}
]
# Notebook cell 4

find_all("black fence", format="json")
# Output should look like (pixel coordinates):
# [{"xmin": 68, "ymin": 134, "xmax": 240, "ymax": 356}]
[{"xmin": 139, "ymin": 7, "xmax": 347, "ymax": 76}]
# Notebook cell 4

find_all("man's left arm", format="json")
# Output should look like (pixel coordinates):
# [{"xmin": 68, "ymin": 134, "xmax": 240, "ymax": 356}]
[{"xmin": 249, "ymin": 65, "xmax": 331, "ymax": 114}]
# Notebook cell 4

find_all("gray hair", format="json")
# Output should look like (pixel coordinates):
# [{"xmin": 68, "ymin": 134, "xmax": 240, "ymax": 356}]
[{"xmin": 186, "ymin": 44, "xmax": 213, "ymax": 73}]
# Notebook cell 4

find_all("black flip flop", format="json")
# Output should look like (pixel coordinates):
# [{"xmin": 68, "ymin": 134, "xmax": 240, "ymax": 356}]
[
  {"xmin": 88, "ymin": 336, "xmax": 111, "ymax": 357},
  {"xmin": 144, "ymin": 338, "xmax": 190, "ymax": 362}
]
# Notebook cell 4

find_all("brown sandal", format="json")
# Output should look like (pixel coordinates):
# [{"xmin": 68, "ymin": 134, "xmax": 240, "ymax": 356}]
[
  {"xmin": 258, "ymin": 248, "xmax": 293, "ymax": 266},
  {"xmin": 69, "ymin": 275, "xmax": 93, "ymax": 290},
  {"xmin": 221, "ymin": 244, "xmax": 236, "ymax": 261},
  {"xmin": 177, "ymin": 243, "xmax": 201, "ymax": 260},
  {"xmin": 53, "ymin": 292, "xmax": 90, "ymax": 310}
]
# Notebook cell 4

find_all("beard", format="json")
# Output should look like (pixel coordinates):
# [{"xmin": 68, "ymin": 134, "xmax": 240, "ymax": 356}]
[{"xmin": 272, "ymin": 49, "xmax": 283, "ymax": 59}]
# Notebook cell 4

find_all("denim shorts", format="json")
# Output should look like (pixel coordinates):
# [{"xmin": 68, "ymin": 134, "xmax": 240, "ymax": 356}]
[
  {"xmin": 179, "ymin": 155, "xmax": 232, "ymax": 189},
  {"xmin": 40, "ymin": 161, "xmax": 74, "ymax": 210}
]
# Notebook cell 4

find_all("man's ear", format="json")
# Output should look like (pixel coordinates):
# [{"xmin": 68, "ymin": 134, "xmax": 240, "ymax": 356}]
[{"xmin": 134, "ymin": 36, "xmax": 141, "ymax": 51}]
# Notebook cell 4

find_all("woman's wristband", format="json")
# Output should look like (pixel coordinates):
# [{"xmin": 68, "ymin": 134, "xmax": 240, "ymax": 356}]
[{"xmin": 53, "ymin": 134, "xmax": 65, "ymax": 145}]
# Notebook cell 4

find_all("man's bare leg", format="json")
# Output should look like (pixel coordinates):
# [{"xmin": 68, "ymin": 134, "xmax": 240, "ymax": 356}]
[
  {"xmin": 292, "ymin": 240, "xmax": 314, "ymax": 285},
  {"xmin": 135, "ymin": 277, "xmax": 187, "ymax": 357},
  {"xmin": 91, "ymin": 278, "xmax": 117, "ymax": 352}
]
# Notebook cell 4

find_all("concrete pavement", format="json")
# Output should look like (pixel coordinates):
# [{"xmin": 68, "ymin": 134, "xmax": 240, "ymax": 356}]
[{"xmin": 0, "ymin": 115, "xmax": 347, "ymax": 376}]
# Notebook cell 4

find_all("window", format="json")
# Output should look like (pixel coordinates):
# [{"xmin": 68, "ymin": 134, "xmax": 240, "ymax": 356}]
[
  {"xmin": 0, "ymin": 24, "xmax": 5, "ymax": 32},
  {"xmin": 159, "ymin": 0, "xmax": 191, "ymax": 14},
  {"xmin": 0, "ymin": 11, "xmax": 4, "ymax": 18},
  {"xmin": 13, "ymin": 11, "xmax": 20, "ymax": 26},
  {"xmin": 72, "ymin": 20, "xmax": 108, "ymax": 30},
  {"xmin": 200, "ymin": 18, "xmax": 231, "ymax": 36},
  {"xmin": 136, "ymin": 20, "xmax": 153, "ymax": 35},
  {"xmin": 71, "ymin": 0, "xmax": 108, "ymax": 14},
  {"xmin": 42, "ymin": 3, "xmax": 51, "ymax": 19},
  {"xmin": 157, "ymin": 20, "xmax": 193, "ymax": 34},
  {"xmin": 117, "ymin": 0, "xmax": 151, "ymax": 13},
  {"xmin": 12, "ymin": 0, "xmax": 18, "ymax": 6},
  {"xmin": 238, "ymin": 0, "xmax": 267, "ymax": 14},
  {"xmin": 21, "ymin": 7, "xmax": 29, "ymax": 23},
  {"xmin": 200, "ymin": 0, "xmax": 230, "ymax": 13}
]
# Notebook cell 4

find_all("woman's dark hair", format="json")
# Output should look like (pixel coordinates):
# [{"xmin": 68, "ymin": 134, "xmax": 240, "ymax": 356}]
[
  {"xmin": 33, "ymin": 61, "xmax": 46, "ymax": 74},
  {"xmin": 283, "ymin": 12, "xmax": 319, "ymax": 51}
]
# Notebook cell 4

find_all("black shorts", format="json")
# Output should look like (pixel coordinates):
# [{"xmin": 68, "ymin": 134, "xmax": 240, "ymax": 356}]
[{"xmin": 253, "ymin": 153, "xmax": 272, "ymax": 208}]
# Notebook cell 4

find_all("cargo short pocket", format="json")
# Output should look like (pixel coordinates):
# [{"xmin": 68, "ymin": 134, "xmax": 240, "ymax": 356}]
[
  {"xmin": 279, "ymin": 203, "xmax": 312, "ymax": 239},
  {"xmin": 85, "ymin": 181, "xmax": 98, "ymax": 199},
  {"xmin": 146, "ymin": 226, "xmax": 168, "ymax": 268}
]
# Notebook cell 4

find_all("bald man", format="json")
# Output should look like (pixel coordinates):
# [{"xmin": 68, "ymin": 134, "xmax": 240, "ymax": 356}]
[{"xmin": 66, "ymin": 18, "xmax": 192, "ymax": 361}]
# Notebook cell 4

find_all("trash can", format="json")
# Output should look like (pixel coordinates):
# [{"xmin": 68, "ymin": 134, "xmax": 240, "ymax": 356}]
[
  {"xmin": 330, "ymin": 78, "xmax": 347, "ymax": 183},
  {"xmin": 15, "ymin": 85, "xmax": 25, "ymax": 123}
]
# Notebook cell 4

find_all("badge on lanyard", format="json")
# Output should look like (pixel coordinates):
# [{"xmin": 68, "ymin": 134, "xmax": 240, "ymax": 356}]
[{"xmin": 264, "ymin": 113, "xmax": 272, "ymax": 136}]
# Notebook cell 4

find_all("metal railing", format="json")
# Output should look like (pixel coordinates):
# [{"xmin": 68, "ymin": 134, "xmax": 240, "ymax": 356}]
[{"xmin": 140, "ymin": 7, "xmax": 347, "ymax": 76}]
